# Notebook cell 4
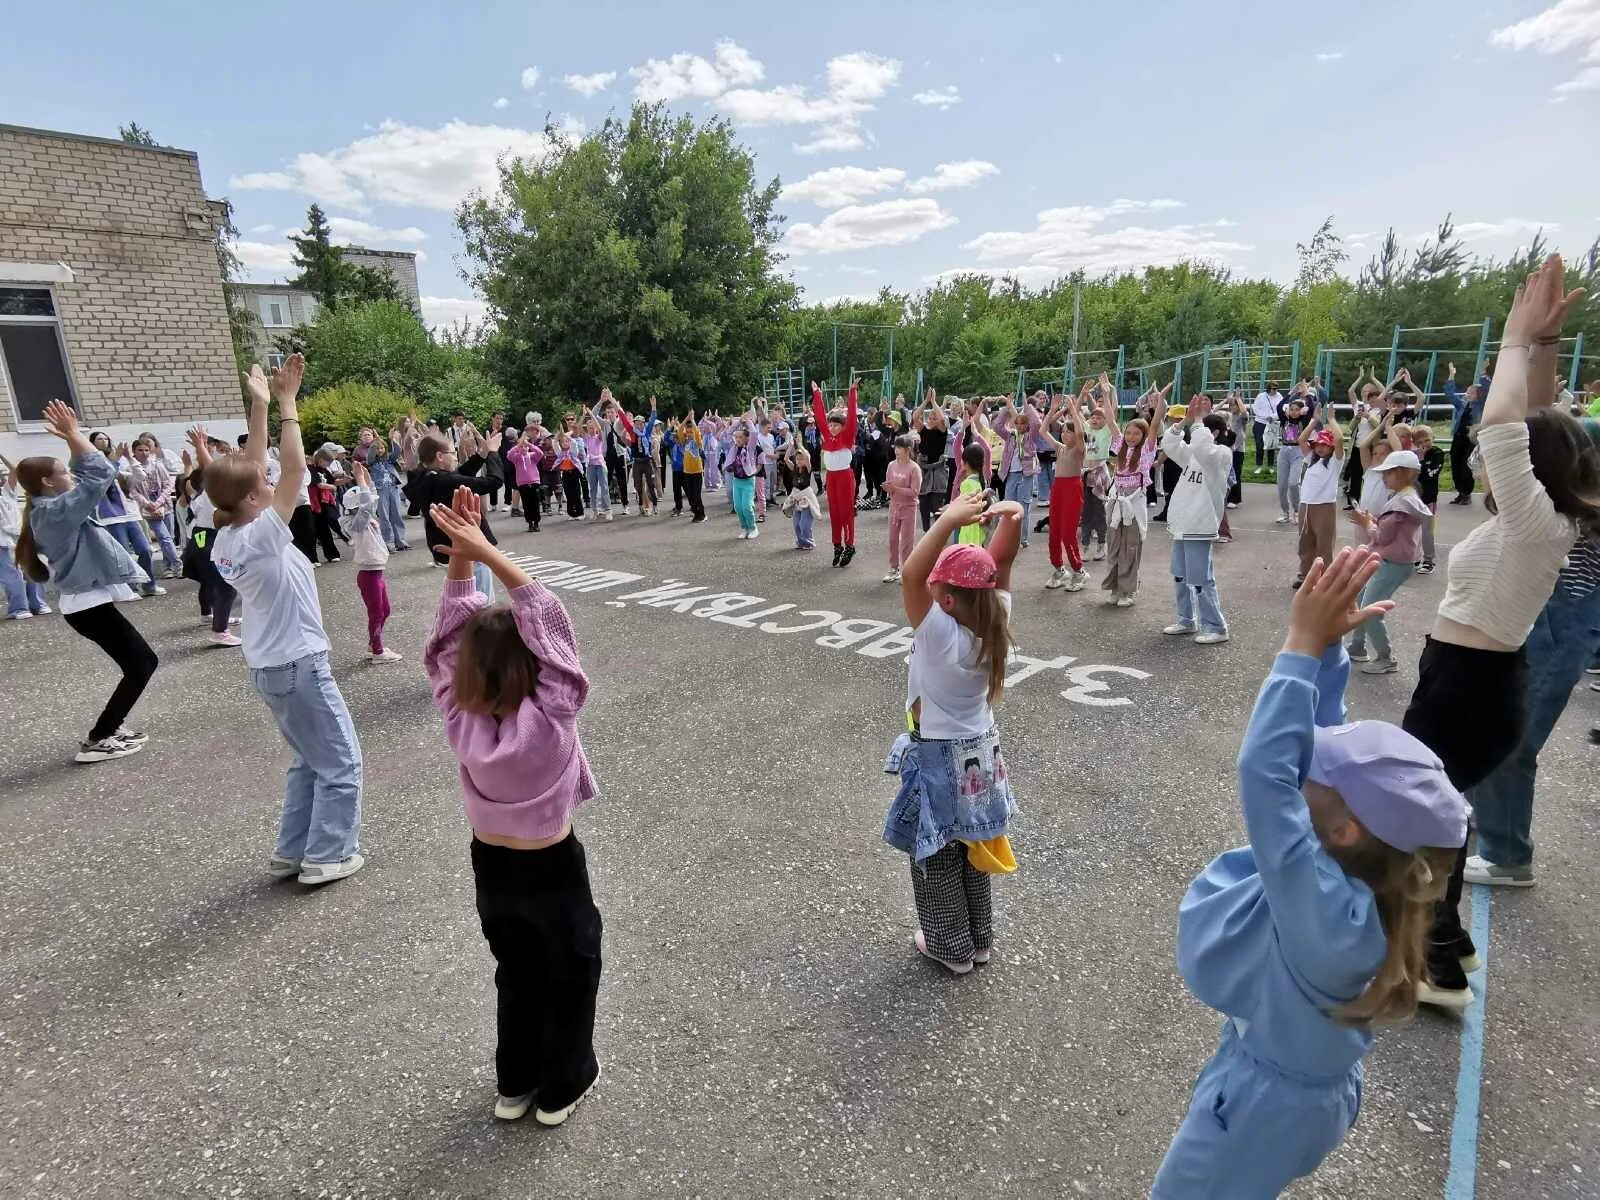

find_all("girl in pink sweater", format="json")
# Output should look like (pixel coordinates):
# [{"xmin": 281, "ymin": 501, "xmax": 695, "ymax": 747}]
[{"xmin": 423, "ymin": 487, "xmax": 602, "ymax": 1128}]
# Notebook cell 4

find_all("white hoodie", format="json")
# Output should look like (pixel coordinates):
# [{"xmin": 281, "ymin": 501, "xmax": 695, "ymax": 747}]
[{"xmin": 1160, "ymin": 423, "xmax": 1232, "ymax": 540}]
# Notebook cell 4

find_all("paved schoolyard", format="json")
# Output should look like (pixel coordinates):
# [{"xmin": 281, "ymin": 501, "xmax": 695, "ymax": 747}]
[{"xmin": 1, "ymin": 483, "xmax": 1595, "ymax": 1199}]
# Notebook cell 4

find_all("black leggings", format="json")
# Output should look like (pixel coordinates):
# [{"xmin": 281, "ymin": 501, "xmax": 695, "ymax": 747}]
[
  {"xmin": 1402, "ymin": 638, "xmax": 1528, "ymax": 950},
  {"xmin": 681, "ymin": 472, "xmax": 705, "ymax": 519},
  {"xmin": 63, "ymin": 602, "xmax": 158, "ymax": 742},
  {"xmin": 289, "ymin": 505, "xmax": 318, "ymax": 563},
  {"xmin": 562, "ymin": 471, "xmax": 584, "ymax": 518},
  {"xmin": 517, "ymin": 483, "xmax": 541, "ymax": 530}
]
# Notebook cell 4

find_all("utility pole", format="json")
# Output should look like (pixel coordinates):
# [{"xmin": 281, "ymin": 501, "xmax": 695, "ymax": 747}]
[{"xmin": 1070, "ymin": 277, "xmax": 1082, "ymax": 355}]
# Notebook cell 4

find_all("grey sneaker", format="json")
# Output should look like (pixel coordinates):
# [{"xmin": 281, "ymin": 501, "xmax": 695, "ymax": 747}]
[
  {"xmin": 267, "ymin": 856, "xmax": 301, "ymax": 880},
  {"xmin": 297, "ymin": 853, "xmax": 364, "ymax": 886},
  {"xmin": 1360, "ymin": 658, "xmax": 1399, "ymax": 675},
  {"xmin": 494, "ymin": 1091, "xmax": 534, "ymax": 1121},
  {"xmin": 1346, "ymin": 645, "xmax": 1371, "ymax": 662},
  {"xmin": 1462, "ymin": 854, "xmax": 1534, "ymax": 888},
  {"xmin": 75, "ymin": 735, "xmax": 143, "ymax": 763}
]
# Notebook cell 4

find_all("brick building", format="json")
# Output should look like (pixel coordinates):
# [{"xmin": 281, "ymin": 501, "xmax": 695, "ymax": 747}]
[{"xmin": 0, "ymin": 123, "xmax": 243, "ymax": 458}]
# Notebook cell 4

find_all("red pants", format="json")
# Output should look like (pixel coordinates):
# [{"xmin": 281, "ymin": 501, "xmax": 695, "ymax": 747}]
[
  {"xmin": 356, "ymin": 569, "xmax": 390, "ymax": 654},
  {"xmin": 1049, "ymin": 476, "xmax": 1085, "ymax": 572},
  {"xmin": 825, "ymin": 468, "xmax": 856, "ymax": 547}
]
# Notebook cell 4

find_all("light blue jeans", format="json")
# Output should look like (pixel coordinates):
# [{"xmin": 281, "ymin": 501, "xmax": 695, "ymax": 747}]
[
  {"xmin": 472, "ymin": 560, "xmax": 496, "ymax": 601},
  {"xmin": 250, "ymin": 651, "xmax": 363, "ymax": 866},
  {"xmin": 148, "ymin": 512, "xmax": 180, "ymax": 575},
  {"xmin": 376, "ymin": 483, "xmax": 408, "ymax": 549},
  {"xmin": 584, "ymin": 462, "xmax": 610, "ymax": 513},
  {"xmin": 108, "ymin": 521, "xmax": 159, "ymax": 594},
  {"xmin": 730, "ymin": 475, "xmax": 757, "ymax": 532},
  {"xmin": 1003, "ymin": 470, "xmax": 1034, "ymax": 545},
  {"xmin": 1469, "ymin": 587, "xmax": 1600, "ymax": 866},
  {"xmin": 0, "ymin": 551, "xmax": 46, "ymax": 615},
  {"xmin": 1348, "ymin": 560, "xmax": 1415, "ymax": 662},
  {"xmin": 794, "ymin": 507, "xmax": 814, "ymax": 548},
  {"xmin": 1171, "ymin": 539, "xmax": 1226, "ymax": 635}
]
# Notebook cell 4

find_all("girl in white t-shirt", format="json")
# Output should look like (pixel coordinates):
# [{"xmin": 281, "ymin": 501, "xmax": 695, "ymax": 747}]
[
  {"xmin": 179, "ymin": 428, "xmax": 241, "ymax": 647},
  {"xmin": 208, "ymin": 355, "xmax": 365, "ymax": 887},
  {"xmin": 883, "ymin": 491, "xmax": 1023, "ymax": 975}
]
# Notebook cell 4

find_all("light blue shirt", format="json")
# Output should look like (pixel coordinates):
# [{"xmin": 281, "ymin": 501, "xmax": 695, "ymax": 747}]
[{"xmin": 1175, "ymin": 646, "xmax": 1387, "ymax": 1081}]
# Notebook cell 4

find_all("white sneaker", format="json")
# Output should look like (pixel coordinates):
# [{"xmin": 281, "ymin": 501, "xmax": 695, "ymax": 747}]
[
  {"xmin": 297, "ymin": 853, "xmax": 364, "ymax": 886},
  {"xmin": 1346, "ymin": 645, "xmax": 1372, "ymax": 662},
  {"xmin": 495, "ymin": 1092, "xmax": 534, "ymax": 1121},
  {"xmin": 1416, "ymin": 978, "xmax": 1474, "ymax": 1014},
  {"xmin": 882, "ymin": 570, "xmax": 901, "ymax": 583},
  {"xmin": 1114, "ymin": 597, "xmax": 1135, "ymax": 608},
  {"xmin": 1194, "ymin": 631, "xmax": 1231, "ymax": 645},
  {"xmin": 748, "ymin": 526, "xmax": 759, "ymax": 540},
  {"xmin": 534, "ymin": 1066, "xmax": 601, "ymax": 1127},
  {"xmin": 8, "ymin": 611, "xmax": 32, "ymax": 620},
  {"xmin": 118, "ymin": 592, "xmax": 143, "ymax": 602},
  {"xmin": 1065, "ymin": 570, "xmax": 1088, "ymax": 592},
  {"xmin": 75, "ymin": 735, "xmax": 143, "ymax": 763},
  {"xmin": 369, "ymin": 648, "xmax": 403, "ymax": 663},
  {"xmin": 1274, "ymin": 515, "xmax": 1292, "ymax": 525},
  {"xmin": 1162, "ymin": 622, "xmax": 1196, "ymax": 635},
  {"xmin": 1044, "ymin": 567, "xmax": 1066, "ymax": 590},
  {"xmin": 34, "ymin": 604, "xmax": 52, "ymax": 615},
  {"xmin": 209, "ymin": 630, "xmax": 242, "ymax": 647},
  {"xmin": 1462, "ymin": 855, "xmax": 1535, "ymax": 887},
  {"xmin": 1092, "ymin": 544, "xmax": 1106, "ymax": 561},
  {"xmin": 144, "ymin": 585, "xmax": 168, "ymax": 596}
]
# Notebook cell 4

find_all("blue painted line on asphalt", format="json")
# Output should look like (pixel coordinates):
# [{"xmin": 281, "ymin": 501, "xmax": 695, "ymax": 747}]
[{"xmin": 1444, "ymin": 883, "xmax": 1492, "ymax": 1200}]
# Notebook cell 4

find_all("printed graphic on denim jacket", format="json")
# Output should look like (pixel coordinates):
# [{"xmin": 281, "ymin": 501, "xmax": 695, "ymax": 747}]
[{"xmin": 883, "ymin": 726, "xmax": 1015, "ymax": 865}]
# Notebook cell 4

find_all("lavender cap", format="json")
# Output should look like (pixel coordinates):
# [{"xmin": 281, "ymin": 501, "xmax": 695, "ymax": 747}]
[{"xmin": 1309, "ymin": 721, "xmax": 1469, "ymax": 852}]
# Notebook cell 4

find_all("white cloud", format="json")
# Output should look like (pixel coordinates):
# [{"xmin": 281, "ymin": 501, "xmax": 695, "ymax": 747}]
[
  {"xmin": 229, "ymin": 119, "xmax": 571, "ymax": 212},
  {"xmin": 632, "ymin": 41, "xmax": 898, "ymax": 158},
  {"xmin": 1491, "ymin": 0, "xmax": 1600, "ymax": 94},
  {"xmin": 564, "ymin": 71, "xmax": 617, "ymax": 97},
  {"xmin": 907, "ymin": 160, "xmax": 999, "ymax": 193},
  {"xmin": 786, "ymin": 198, "xmax": 955, "ymax": 254},
  {"xmin": 953, "ymin": 199, "xmax": 1252, "ymax": 281},
  {"xmin": 325, "ymin": 216, "xmax": 429, "ymax": 246},
  {"xmin": 911, "ymin": 86, "xmax": 961, "ymax": 108},
  {"xmin": 839, "ymin": 265, "xmax": 879, "ymax": 276},
  {"xmin": 1445, "ymin": 217, "xmax": 1558, "ymax": 243},
  {"xmin": 783, "ymin": 165, "xmax": 906, "ymax": 208},
  {"xmin": 520, "ymin": 66, "xmax": 540, "ymax": 90},
  {"xmin": 248, "ymin": 223, "xmax": 276, "ymax": 234},
  {"xmin": 229, "ymin": 170, "xmax": 295, "ymax": 191},
  {"xmin": 492, "ymin": 96, "xmax": 509, "ymax": 109},
  {"xmin": 421, "ymin": 295, "xmax": 491, "ymax": 330},
  {"xmin": 235, "ymin": 240, "xmax": 296, "ymax": 277},
  {"xmin": 1315, "ymin": 52, "xmax": 1345, "ymax": 62}
]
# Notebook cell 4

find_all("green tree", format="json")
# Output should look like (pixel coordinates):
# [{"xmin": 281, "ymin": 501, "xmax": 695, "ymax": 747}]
[
  {"xmin": 298, "ymin": 383, "xmax": 418, "ymax": 450},
  {"xmin": 425, "ymin": 366, "xmax": 509, "ymax": 427},
  {"xmin": 301, "ymin": 300, "xmax": 445, "ymax": 397},
  {"xmin": 118, "ymin": 122, "xmax": 156, "ymax": 146},
  {"xmin": 935, "ymin": 318, "xmax": 1017, "ymax": 394},
  {"xmin": 289, "ymin": 205, "xmax": 348, "ymax": 311},
  {"xmin": 459, "ymin": 104, "xmax": 796, "ymax": 411}
]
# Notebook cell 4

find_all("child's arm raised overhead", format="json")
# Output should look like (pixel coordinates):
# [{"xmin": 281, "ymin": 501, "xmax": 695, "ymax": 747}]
[
  {"xmin": 1484, "ymin": 255, "xmax": 1584, "ymax": 429},
  {"xmin": 1239, "ymin": 549, "xmax": 1393, "ymax": 994},
  {"xmin": 268, "ymin": 354, "xmax": 307, "ymax": 523},
  {"xmin": 982, "ymin": 499, "xmax": 1024, "ymax": 590},
  {"xmin": 900, "ymin": 489, "xmax": 990, "ymax": 625}
]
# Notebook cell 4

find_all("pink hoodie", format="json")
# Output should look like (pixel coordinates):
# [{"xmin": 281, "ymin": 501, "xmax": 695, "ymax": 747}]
[{"xmin": 423, "ymin": 578, "xmax": 596, "ymax": 839}]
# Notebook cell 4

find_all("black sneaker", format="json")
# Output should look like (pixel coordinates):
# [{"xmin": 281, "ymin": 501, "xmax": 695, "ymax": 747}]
[
  {"xmin": 1418, "ymin": 942, "xmax": 1473, "ymax": 1012},
  {"xmin": 840, "ymin": 545, "xmax": 856, "ymax": 567},
  {"xmin": 1033, "ymin": 517, "xmax": 1049, "ymax": 534},
  {"xmin": 1418, "ymin": 560, "xmax": 1435, "ymax": 575},
  {"xmin": 689, "ymin": 514, "xmax": 705, "ymax": 523},
  {"xmin": 832, "ymin": 546, "xmax": 843, "ymax": 567}
]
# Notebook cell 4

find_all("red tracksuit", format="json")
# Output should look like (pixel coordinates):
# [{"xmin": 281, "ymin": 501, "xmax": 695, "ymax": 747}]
[{"xmin": 811, "ymin": 382, "xmax": 859, "ymax": 549}]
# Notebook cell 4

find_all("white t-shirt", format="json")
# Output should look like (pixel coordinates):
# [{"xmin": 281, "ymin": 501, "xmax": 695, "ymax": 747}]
[
  {"xmin": 907, "ymin": 590, "xmax": 1013, "ymax": 740},
  {"xmin": 1358, "ymin": 472, "xmax": 1391, "ymax": 517},
  {"xmin": 190, "ymin": 491, "xmax": 217, "ymax": 528},
  {"xmin": 59, "ymin": 584, "xmax": 138, "ymax": 615},
  {"xmin": 1299, "ymin": 451, "xmax": 1343, "ymax": 505},
  {"xmin": 214, "ymin": 508, "xmax": 329, "ymax": 668}
]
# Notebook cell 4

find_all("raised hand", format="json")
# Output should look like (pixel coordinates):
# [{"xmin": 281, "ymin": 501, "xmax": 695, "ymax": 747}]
[
  {"xmin": 42, "ymin": 399, "xmax": 79, "ymax": 441},
  {"xmin": 1285, "ymin": 547, "xmax": 1390, "ymax": 654},
  {"xmin": 186, "ymin": 424, "xmax": 208, "ymax": 452},
  {"xmin": 270, "ymin": 352, "xmax": 305, "ymax": 404},
  {"xmin": 243, "ymin": 364, "xmax": 271, "ymax": 408},
  {"xmin": 945, "ymin": 487, "xmax": 990, "ymax": 527},
  {"xmin": 430, "ymin": 499, "xmax": 493, "ymax": 562},
  {"xmin": 451, "ymin": 483, "xmax": 481, "ymax": 525},
  {"xmin": 1503, "ymin": 254, "xmax": 1585, "ymax": 346}
]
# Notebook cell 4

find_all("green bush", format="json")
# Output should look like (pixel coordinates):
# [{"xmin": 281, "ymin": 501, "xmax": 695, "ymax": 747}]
[
  {"xmin": 424, "ymin": 366, "xmax": 510, "ymax": 428},
  {"xmin": 297, "ymin": 383, "xmax": 419, "ymax": 450}
]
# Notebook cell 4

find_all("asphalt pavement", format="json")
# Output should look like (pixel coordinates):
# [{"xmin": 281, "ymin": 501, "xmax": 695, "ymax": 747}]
[{"xmin": 1, "ymin": 481, "xmax": 1596, "ymax": 1199}]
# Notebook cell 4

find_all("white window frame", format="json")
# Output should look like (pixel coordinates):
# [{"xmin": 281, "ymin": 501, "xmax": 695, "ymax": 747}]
[
  {"xmin": 266, "ymin": 350, "xmax": 287, "ymax": 371},
  {"xmin": 0, "ymin": 282, "xmax": 82, "ymax": 431},
  {"xmin": 259, "ymin": 296, "xmax": 290, "ymax": 327}
]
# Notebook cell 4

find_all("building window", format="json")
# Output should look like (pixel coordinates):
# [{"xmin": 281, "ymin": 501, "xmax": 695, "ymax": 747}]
[
  {"xmin": 259, "ymin": 296, "xmax": 289, "ymax": 327},
  {"xmin": 266, "ymin": 350, "xmax": 286, "ymax": 371},
  {"xmin": 0, "ymin": 286, "xmax": 79, "ymax": 425}
]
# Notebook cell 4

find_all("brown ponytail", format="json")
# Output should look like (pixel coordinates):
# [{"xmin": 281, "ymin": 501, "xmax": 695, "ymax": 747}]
[
  {"xmin": 946, "ymin": 585, "xmax": 1014, "ymax": 704},
  {"xmin": 13, "ymin": 457, "xmax": 58, "ymax": 583}
]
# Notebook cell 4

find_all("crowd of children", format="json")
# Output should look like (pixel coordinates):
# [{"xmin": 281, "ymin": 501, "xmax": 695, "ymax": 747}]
[{"xmin": 6, "ymin": 256, "xmax": 1599, "ymax": 1197}]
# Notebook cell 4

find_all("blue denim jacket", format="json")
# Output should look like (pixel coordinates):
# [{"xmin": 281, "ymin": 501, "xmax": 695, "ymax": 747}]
[
  {"xmin": 883, "ymin": 727, "xmax": 1015, "ymax": 865},
  {"xmin": 368, "ymin": 454, "xmax": 402, "ymax": 490},
  {"xmin": 27, "ymin": 451, "xmax": 145, "ymax": 593}
]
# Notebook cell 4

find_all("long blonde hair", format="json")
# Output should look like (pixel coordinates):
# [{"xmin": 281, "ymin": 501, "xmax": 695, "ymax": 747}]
[
  {"xmin": 940, "ymin": 584, "xmax": 1012, "ymax": 704},
  {"xmin": 203, "ymin": 455, "xmax": 265, "ymax": 527},
  {"xmin": 1330, "ymin": 837, "xmax": 1456, "ymax": 1025}
]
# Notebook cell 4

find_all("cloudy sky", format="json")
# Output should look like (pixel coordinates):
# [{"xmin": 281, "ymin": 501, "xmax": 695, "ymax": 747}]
[{"xmin": 4, "ymin": 0, "xmax": 1598, "ymax": 328}]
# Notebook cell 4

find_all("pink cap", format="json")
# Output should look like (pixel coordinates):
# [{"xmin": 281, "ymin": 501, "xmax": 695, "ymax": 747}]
[
  {"xmin": 928, "ymin": 543, "xmax": 998, "ymax": 589},
  {"xmin": 1311, "ymin": 429, "xmax": 1336, "ymax": 446}
]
